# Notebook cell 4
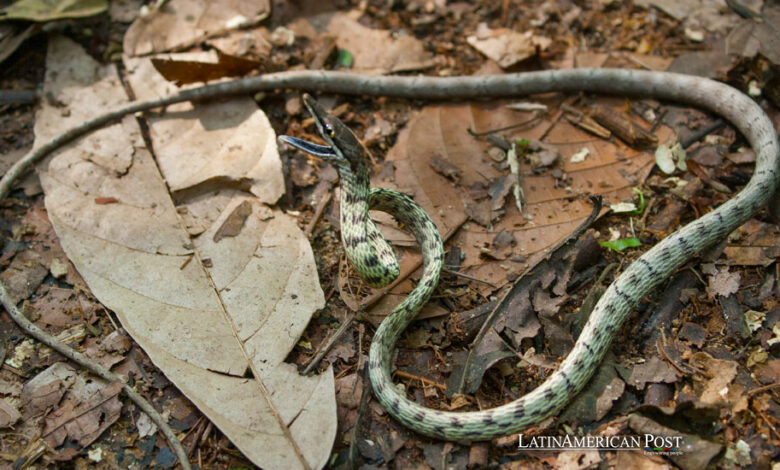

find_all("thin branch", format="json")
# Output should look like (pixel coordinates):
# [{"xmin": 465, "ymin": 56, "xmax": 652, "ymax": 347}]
[
  {"xmin": 0, "ymin": 282, "xmax": 191, "ymax": 470},
  {"xmin": 302, "ymin": 312, "xmax": 355, "ymax": 375}
]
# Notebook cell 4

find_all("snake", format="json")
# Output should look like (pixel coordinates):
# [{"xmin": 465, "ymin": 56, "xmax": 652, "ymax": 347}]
[
  {"xmin": 278, "ymin": 69, "xmax": 779, "ymax": 441},
  {"xmin": 9, "ymin": 67, "xmax": 776, "ymax": 442}
]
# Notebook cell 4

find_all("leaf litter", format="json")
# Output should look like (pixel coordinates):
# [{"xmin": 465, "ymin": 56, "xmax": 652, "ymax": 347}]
[{"xmin": 0, "ymin": 0, "xmax": 778, "ymax": 469}]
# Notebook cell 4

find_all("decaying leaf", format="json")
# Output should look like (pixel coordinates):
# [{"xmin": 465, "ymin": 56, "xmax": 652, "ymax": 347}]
[
  {"xmin": 22, "ymin": 362, "xmax": 77, "ymax": 418},
  {"xmin": 689, "ymin": 352, "xmax": 742, "ymax": 407},
  {"xmin": 560, "ymin": 361, "xmax": 625, "ymax": 425},
  {"xmin": 0, "ymin": 249, "xmax": 48, "ymax": 304},
  {"xmin": 37, "ymin": 36, "xmax": 335, "ymax": 470},
  {"xmin": 629, "ymin": 413, "xmax": 722, "ymax": 470},
  {"xmin": 556, "ymin": 450, "xmax": 601, "ymax": 470},
  {"xmin": 123, "ymin": 0, "xmax": 270, "ymax": 56},
  {"xmin": 628, "ymin": 356, "xmax": 679, "ymax": 390},
  {"xmin": 466, "ymin": 23, "xmax": 551, "ymax": 68},
  {"xmin": 0, "ymin": 399, "xmax": 21, "ymax": 428},
  {"xmin": 42, "ymin": 380, "xmax": 123, "ymax": 448},
  {"xmin": 151, "ymin": 50, "xmax": 263, "ymax": 86},
  {"xmin": 289, "ymin": 12, "xmax": 435, "ymax": 74},
  {"xmin": 125, "ymin": 51, "xmax": 284, "ymax": 207}
]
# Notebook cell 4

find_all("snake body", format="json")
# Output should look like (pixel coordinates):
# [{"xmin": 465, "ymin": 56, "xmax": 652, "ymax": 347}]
[{"xmin": 279, "ymin": 69, "xmax": 778, "ymax": 441}]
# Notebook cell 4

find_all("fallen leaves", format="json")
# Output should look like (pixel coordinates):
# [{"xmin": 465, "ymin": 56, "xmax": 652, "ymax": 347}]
[
  {"xmin": 290, "ymin": 12, "xmax": 435, "ymax": 74},
  {"xmin": 0, "ymin": 398, "xmax": 21, "ymax": 428},
  {"xmin": 151, "ymin": 50, "xmax": 263, "ymax": 86},
  {"xmin": 123, "ymin": 0, "xmax": 270, "ymax": 56},
  {"xmin": 467, "ymin": 23, "xmax": 551, "ymax": 68}
]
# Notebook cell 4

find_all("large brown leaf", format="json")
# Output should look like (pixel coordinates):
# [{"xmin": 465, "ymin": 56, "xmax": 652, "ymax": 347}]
[{"xmin": 37, "ymin": 36, "xmax": 335, "ymax": 470}]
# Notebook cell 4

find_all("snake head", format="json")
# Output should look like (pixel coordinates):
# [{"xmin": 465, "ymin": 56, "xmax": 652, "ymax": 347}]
[{"xmin": 278, "ymin": 94, "xmax": 366, "ymax": 173}]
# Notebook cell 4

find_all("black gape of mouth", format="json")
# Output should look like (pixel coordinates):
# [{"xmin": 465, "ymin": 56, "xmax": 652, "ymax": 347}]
[{"xmin": 278, "ymin": 135, "xmax": 337, "ymax": 158}]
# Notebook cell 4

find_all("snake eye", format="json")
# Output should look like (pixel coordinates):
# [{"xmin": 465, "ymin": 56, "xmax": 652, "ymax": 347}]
[{"xmin": 324, "ymin": 123, "xmax": 335, "ymax": 139}]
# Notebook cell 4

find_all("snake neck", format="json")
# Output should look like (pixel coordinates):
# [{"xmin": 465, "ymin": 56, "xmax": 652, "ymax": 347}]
[{"xmin": 337, "ymin": 165, "xmax": 401, "ymax": 287}]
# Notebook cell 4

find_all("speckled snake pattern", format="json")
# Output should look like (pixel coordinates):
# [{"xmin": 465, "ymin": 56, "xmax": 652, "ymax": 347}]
[{"xmin": 277, "ymin": 69, "xmax": 780, "ymax": 440}]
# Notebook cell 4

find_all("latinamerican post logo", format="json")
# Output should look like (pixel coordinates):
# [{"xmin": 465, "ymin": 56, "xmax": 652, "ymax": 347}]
[{"xmin": 518, "ymin": 434, "xmax": 684, "ymax": 455}]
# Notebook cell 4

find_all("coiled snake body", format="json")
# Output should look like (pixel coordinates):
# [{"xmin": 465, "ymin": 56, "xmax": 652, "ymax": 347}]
[{"xmin": 279, "ymin": 69, "xmax": 779, "ymax": 440}]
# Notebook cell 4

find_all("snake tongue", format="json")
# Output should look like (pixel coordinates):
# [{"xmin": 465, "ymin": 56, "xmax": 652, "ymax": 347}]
[{"xmin": 278, "ymin": 135, "xmax": 337, "ymax": 158}]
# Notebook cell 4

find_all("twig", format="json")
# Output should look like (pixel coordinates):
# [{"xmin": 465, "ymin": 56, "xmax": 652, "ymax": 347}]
[
  {"xmin": 507, "ymin": 141, "xmax": 524, "ymax": 213},
  {"xmin": 346, "ymin": 365, "xmax": 372, "ymax": 470},
  {"xmin": 755, "ymin": 407, "xmax": 780, "ymax": 440},
  {"xmin": 0, "ymin": 282, "xmax": 191, "ymax": 470},
  {"xmin": 747, "ymin": 382, "xmax": 780, "ymax": 398},
  {"xmin": 442, "ymin": 268, "xmax": 497, "ymax": 288},
  {"xmin": 304, "ymin": 191, "xmax": 332, "ymax": 238},
  {"xmin": 467, "ymin": 114, "xmax": 540, "ymax": 136},
  {"xmin": 302, "ymin": 312, "xmax": 355, "ymax": 375},
  {"xmin": 393, "ymin": 370, "xmax": 447, "ymax": 391},
  {"xmin": 679, "ymin": 119, "xmax": 726, "ymax": 149}
]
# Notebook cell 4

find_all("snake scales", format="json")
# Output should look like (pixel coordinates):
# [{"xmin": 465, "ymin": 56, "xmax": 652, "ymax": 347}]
[
  {"xmin": 5, "ymin": 68, "xmax": 777, "ymax": 441},
  {"xmin": 278, "ymin": 69, "xmax": 779, "ymax": 441}
]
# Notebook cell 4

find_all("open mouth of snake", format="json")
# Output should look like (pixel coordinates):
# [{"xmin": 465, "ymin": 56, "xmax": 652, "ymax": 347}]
[{"xmin": 278, "ymin": 135, "xmax": 337, "ymax": 158}]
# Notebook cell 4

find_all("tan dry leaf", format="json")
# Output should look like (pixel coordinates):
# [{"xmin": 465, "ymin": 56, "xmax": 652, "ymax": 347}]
[
  {"xmin": 628, "ymin": 356, "xmax": 679, "ymax": 390},
  {"xmin": 723, "ymin": 219, "xmax": 780, "ymax": 266},
  {"xmin": 289, "ymin": 12, "xmax": 435, "ymax": 74},
  {"xmin": 124, "ymin": 51, "xmax": 284, "ymax": 209},
  {"xmin": 42, "ymin": 380, "xmax": 123, "ymax": 448},
  {"xmin": 22, "ymin": 362, "xmax": 77, "ymax": 418},
  {"xmin": 690, "ymin": 352, "xmax": 738, "ymax": 406},
  {"xmin": 0, "ymin": 399, "xmax": 21, "ymax": 428},
  {"xmin": 467, "ymin": 24, "xmax": 551, "ymax": 69},
  {"xmin": 595, "ymin": 376, "xmax": 625, "ymax": 421},
  {"xmin": 123, "ymin": 0, "xmax": 270, "ymax": 56},
  {"xmin": 38, "ymin": 36, "xmax": 335, "ymax": 470}
]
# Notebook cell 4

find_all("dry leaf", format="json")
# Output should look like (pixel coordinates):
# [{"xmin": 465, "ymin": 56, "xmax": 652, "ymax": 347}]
[
  {"xmin": 612, "ymin": 451, "xmax": 674, "ymax": 469},
  {"xmin": 125, "ymin": 51, "xmax": 284, "ymax": 208},
  {"xmin": 394, "ymin": 99, "xmax": 667, "ymax": 295},
  {"xmin": 37, "ymin": 36, "xmax": 335, "ymax": 470},
  {"xmin": 22, "ymin": 362, "xmax": 77, "ymax": 418},
  {"xmin": 690, "ymin": 352, "xmax": 739, "ymax": 406},
  {"xmin": 123, "ymin": 0, "xmax": 270, "ymax": 56},
  {"xmin": 0, "ymin": 399, "xmax": 21, "ymax": 428},
  {"xmin": 151, "ymin": 50, "xmax": 263, "ymax": 85},
  {"xmin": 595, "ymin": 376, "xmax": 625, "ymax": 420},
  {"xmin": 706, "ymin": 267, "xmax": 740, "ymax": 299},
  {"xmin": 42, "ymin": 380, "xmax": 123, "ymax": 448},
  {"xmin": 289, "ymin": 12, "xmax": 435, "ymax": 74},
  {"xmin": 628, "ymin": 356, "xmax": 679, "ymax": 390},
  {"xmin": 0, "ymin": 250, "xmax": 48, "ymax": 304},
  {"xmin": 467, "ymin": 23, "xmax": 551, "ymax": 68},
  {"xmin": 629, "ymin": 414, "xmax": 722, "ymax": 470},
  {"xmin": 0, "ymin": 0, "xmax": 107, "ymax": 22},
  {"xmin": 723, "ymin": 219, "xmax": 780, "ymax": 266}
]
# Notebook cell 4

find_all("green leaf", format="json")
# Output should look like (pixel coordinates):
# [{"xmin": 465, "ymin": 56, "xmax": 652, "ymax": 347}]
[
  {"xmin": 337, "ymin": 49, "xmax": 353, "ymax": 68},
  {"xmin": 515, "ymin": 138, "xmax": 530, "ymax": 152},
  {"xmin": 599, "ymin": 238, "xmax": 641, "ymax": 252},
  {"xmin": 629, "ymin": 187, "xmax": 645, "ymax": 215},
  {"xmin": 0, "ymin": 0, "xmax": 107, "ymax": 22}
]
